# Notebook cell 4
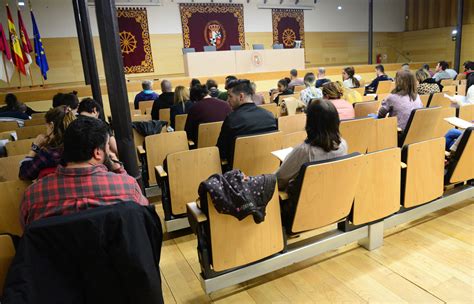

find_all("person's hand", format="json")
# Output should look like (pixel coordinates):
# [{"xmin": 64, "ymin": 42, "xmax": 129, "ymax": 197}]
[
  {"xmin": 33, "ymin": 134, "xmax": 47, "ymax": 147},
  {"xmin": 107, "ymin": 152, "xmax": 123, "ymax": 171}
]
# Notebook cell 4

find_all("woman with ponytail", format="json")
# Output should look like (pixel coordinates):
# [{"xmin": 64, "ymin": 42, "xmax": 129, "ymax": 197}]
[
  {"xmin": 300, "ymin": 72, "xmax": 323, "ymax": 106},
  {"xmin": 19, "ymin": 105, "xmax": 76, "ymax": 180},
  {"xmin": 271, "ymin": 78, "xmax": 294, "ymax": 104},
  {"xmin": 342, "ymin": 67, "xmax": 361, "ymax": 89}
]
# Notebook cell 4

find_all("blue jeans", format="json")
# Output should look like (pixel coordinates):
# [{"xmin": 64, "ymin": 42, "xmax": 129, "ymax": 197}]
[{"xmin": 445, "ymin": 129, "xmax": 462, "ymax": 150}]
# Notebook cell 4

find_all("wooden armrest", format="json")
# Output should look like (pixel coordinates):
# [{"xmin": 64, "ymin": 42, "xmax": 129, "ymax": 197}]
[
  {"xmin": 188, "ymin": 140, "xmax": 195, "ymax": 146},
  {"xmin": 279, "ymin": 191, "xmax": 289, "ymax": 200},
  {"xmin": 400, "ymin": 162, "xmax": 407, "ymax": 169},
  {"xmin": 187, "ymin": 202, "xmax": 207, "ymax": 223},
  {"xmin": 221, "ymin": 159, "xmax": 228, "ymax": 166},
  {"xmin": 137, "ymin": 145, "xmax": 146, "ymax": 155},
  {"xmin": 155, "ymin": 165, "xmax": 167, "ymax": 178}
]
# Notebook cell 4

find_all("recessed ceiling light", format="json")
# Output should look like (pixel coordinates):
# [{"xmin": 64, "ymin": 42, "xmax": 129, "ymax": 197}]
[
  {"xmin": 337, "ymin": 6, "xmax": 342, "ymax": 10},
  {"xmin": 18, "ymin": 1, "xmax": 25, "ymax": 6}
]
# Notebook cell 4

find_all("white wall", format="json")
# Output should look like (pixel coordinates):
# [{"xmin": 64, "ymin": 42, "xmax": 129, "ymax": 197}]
[{"xmin": 0, "ymin": 0, "xmax": 405, "ymax": 38}]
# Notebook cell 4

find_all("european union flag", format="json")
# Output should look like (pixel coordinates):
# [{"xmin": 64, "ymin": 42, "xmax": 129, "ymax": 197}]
[{"xmin": 31, "ymin": 11, "xmax": 49, "ymax": 80}]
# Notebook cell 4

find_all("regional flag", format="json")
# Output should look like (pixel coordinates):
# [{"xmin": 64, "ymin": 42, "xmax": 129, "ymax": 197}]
[
  {"xmin": 31, "ymin": 10, "xmax": 49, "ymax": 80},
  {"xmin": 0, "ymin": 22, "xmax": 14, "ymax": 83},
  {"xmin": 6, "ymin": 5, "xmax": 26, "ymax": 75},
  {"xmin": 18, "ymin": 8, "xmax": 33, "ymax": 75}
]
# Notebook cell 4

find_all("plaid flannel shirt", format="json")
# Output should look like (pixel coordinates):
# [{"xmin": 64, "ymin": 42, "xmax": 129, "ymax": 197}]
[
  {"xmin": 21, "ymin": 164, "xmax": 148, "ymax": 226},
  {"xmin": 19, "ymin": 148, "xmax": 63, "ymax": 180}
]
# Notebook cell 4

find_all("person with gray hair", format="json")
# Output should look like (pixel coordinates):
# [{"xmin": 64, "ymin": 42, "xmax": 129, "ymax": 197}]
[
  {"xmin": 133, "ymin": 80, "xmax": 159, "ymax": 109},
  {"xmin": 316, "ymin": 67, "xmax": 330, "ymax": 88},
  {"xmin": 151, "ymin": 80, "xmax": 175, "ymax": 120}
]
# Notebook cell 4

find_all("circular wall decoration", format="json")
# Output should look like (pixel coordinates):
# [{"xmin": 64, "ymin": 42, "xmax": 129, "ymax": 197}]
[
  {"xmin": 120, "ymin": 31, "xmax": 137, "ymax": 54},
  {"xmin": 282, "ymin": 28, "xmax": 296, "ymax": 47}
]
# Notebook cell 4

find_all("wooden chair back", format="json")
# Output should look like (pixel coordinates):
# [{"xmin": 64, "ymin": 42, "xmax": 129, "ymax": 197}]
[
  {"xmin": 291, "ymin": 154, "xmax": 364, "ymax": 233},
  {"xmin": 175, "ymin": 114, "xmax": 187, "ymax": 131},
  {"xmin": 457, "ymin": 84, "xmax": 466, "ymax": 96},
  {"xmin": 16, "ymin": 125, "xmax": 47, "ymax": 140},
  {"xmin": 282, "ymin": 131, "xmax": 307, "ymax": 149},
  {"xmin": 159, "ymin": 108, "xmax": 171, "ymax": 125},
  {"xmin": 434, "ymin": 107, "xmax": 456, "ymax": 137},
  {"xmin": 442, "ymin": 85, "xmax": 456, "ymax": 94},
  {"xmin": 130, "ymin": 110, "xmax": 141, "ymax": 116},
  {"xmin": 145, "ymin": 131, "xmax": 189, "ymax": 185},
  {"xmin": 167, "ymin": 147, "xmax": 221, "ymax": 215},
  {"xmin": 293, "ymin": 85, "xmax": 305, "ymax": 93},
  {"xmin": 0, "ymin": 180, "xmax": 30, "ymax": 236},
  {"xmin": 377, "ymin": 93, "xmax": 390, "ymax": 102},
  {"xmin": 419, "ymin": 94, "xmax": 431, "ymax": 107},
  {"xmin": 207, "ymin": 188, "xmax": 284, "ymax": 271},
  {"xmin": 258, "ymin": 103, "xmax": 280, "ymax": 118},
  {"xmin": 0, "ymin": 154, "xmax": 27, "ymax": 182},
  {"xmin": 353, "ymin": 87, "xmax": 365, "ymax": 96},
  {"xmin": 0, "ymin": 131, "xmax": 14, "ymax": 141},
  {"xmin": 375, "ymin": 81, "xmax": 393, "ymax": 95},
  {"xmin": 5, "ymin": 139, "xmax": 34, "ymax": 156},
  {"xmin": 233, "ymin": 132, "xmax": 282, "ymax": 176},
  {"xmin": 138, "ymin": 100, "xmax": 154, "ymax": 114},
  {"xmin": 428, "ymin": 92, "xmax": 452, "ymax": 108},
  {"xmin": 278, "ymin": 114, "xmax": 305, "ymax": 134},
  {"xmin": 440, "ymin": 79, "xmax": 454, "ymax": 86},
  {"xmin": 258, "ymin": 92, "xmax": 271, "ymax": 104},
  {"xmin": 402, "ymin": 137, "xmax": 444, "ymax": 208},
  {"xmin": 30, "ymin": 113, "xmax": 45, "ymax": 119},
  {"xmin": 459, "ymin": 79, "xmax": 467, "ymax": 85},
  {"xmin": 0, "ymin": 121, "xmax": 19, "ymax": 133},
  {"xmin": 131, "ymin": 114, "xmax": 151, "ymax": 122},
  {"xmin": 129, "ymin": 102, "xmax": 136, "ymax": 113},
  {"xmin": 353, "ymin": 148, "xmax": 400, "ymax": 225},
  {"xmin": 401, "ymin": 107, "xmax": 442, "ymax": 147},
  {"xmin": 24, "ymin": 119, "xmax": 45, "ymax": 127},
  {"xmin": 0, "ymin": 234, "xmax": 15, "ymax": 296},
  {"xmin": 367, "ymin": 117, "xmax": 398, "ymax": 152},
  {"xmin": 354, "ymin": 100, "xmax": 380, "ymax": 118},
  {"xmin": 198, "ymin": 121, "xmax": 223, "ymax": 148},
  {"xmin": 361, "ymin": 95, "xmax": 375, "ymax": 102},
  {"xmin": 132, "ymin": 128, "xmax": 144, "ymax": 164},
  {"xmin": 445, "ymin": 127, "xmax": 474, "ymax": 184},
  {"xmin": 458, "ymin": 104, "xmax": 474, "ymax": 122},
  {"xmin": 340, "ymin": 118, "xmax": 375, "ymax": 154}
]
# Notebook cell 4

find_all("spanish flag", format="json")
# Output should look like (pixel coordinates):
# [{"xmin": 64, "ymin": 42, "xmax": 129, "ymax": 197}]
[{"xmin": 6, "ymin": 5, "xmax": 26, "ymax": 75}]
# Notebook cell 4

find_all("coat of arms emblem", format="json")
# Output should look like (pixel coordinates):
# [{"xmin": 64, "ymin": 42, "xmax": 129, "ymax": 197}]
[{"xmin": 204, "ymin": 21, "xmax": 226, "ymax": 49}]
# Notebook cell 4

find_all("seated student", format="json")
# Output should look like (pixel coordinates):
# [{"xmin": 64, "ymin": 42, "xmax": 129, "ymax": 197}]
[
  {"xmin": 378, "ymin": 70, "xmax": 423, "ymax": 130},
  {"xmin": 276, "ymin": 99, "xmax": 348, "ymax": 192},
  {"xmin": 365, "ymin": 64, "xmax": 392, "ymax": 94},
  {"xmin": 20, "ymin": 117, "xmax": 148, "ymax": 226},
  {"xmin": 216, "ymin": 79, "xmax": 277, "ymax": 164},
  {"xmin": 77, "ymin": 97, "xmax": 118, "ymax": 154},
  {"xmin": 342, "ymin": 66, "xmax": 361, "ymax": 89},
  {"xmin": 0, "ymin": 102, "xmax": 29, "ymax": 120},
  {"xmin": 422, "ymin": 63, "xmax": 435, "ymax": 77},
  {"xmin": 250, "ymin": 82, "xmax": 265, "ymax": 105},
  {"xmin": 151, "ymin": 80, "xmax": 174, "ymax": 120},
  {"xmin": 271, "ymin": 78, "xmax": 293, "ymax": 104},
  {"xmin": 19, "ymin": 105, "xmax": 76, "ymax": 181},
  {"xmin": 288, "ymin": 69, "xmax": 305, "ymax": 89},
  {"xmin": 300, "ymin": 72, "xmax": 323, "ymax": 106},
  {"xmin": 170, "ymin": 86, "xmax": 193, "ymax": 129},
  {"xmin": 190, "ymin": 78, "xmax": 201, "ymax": 88},
  {"xmin": 185, "ymin": 85, "xmax": 231, "ymax": 143},
  {"xmin": 316, "ymin": 67, "xmax": 331, "ymax": 88},
  {"xmin": 217, "ymin": 75, "xmax": 237, "ymax": 101},
  {"xmin": 133, "ymin": 80, "xmax": 159, "ymax": 110},
  {"xmin": 401, "ymin": 63, "xmax": 410, "ymax": 71},
  {"xmin": 206, "ymin": 79, "xmax": 220, "ymax": 98},
  {"xmin": 416, "ymin": 68, "xmax": 441, "ymax": 95},
  {"xmin": 432, "ymin": 61, "xmax": 453, "ymax": 82},
  {"xmin": 321, "ymin": 81, "xmax": 355, "ymax": 120},
  {"xmin": 52, "ymin": 91, "xmax": 80, "ymax": 114},
  {"xmin": 0, "ymin": 93, "xmax": 37, "ymax": 117}
]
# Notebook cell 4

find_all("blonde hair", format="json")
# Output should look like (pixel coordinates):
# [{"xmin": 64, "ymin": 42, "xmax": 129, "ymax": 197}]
[
  {"xmin": 415, "ymin": 69, "xmax": 430, "ymax": 83},
  {"xmin": 43, "ymin": 105, "xmax": 76, "ymax": 149},
  {"xmin": 174, "ymin": 86, "xmax": 190, "ymax": 112},
  {"xmin": 392, "ymin": 70, "xmax": 417, "ymax": 101},
  {"xmin": 322, "ymin": 81, "xmax": 344, "ymax": 99}
]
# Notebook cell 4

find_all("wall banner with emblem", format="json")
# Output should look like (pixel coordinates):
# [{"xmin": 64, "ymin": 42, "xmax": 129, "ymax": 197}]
[
  {"xmin": 179, "ymin": 3, "xmax": 245, "ymax": 52},
  {"xmin": 117, "ymin": 7, "xmax": 154, "ymax": 74},
  {"xmin": 272, "ymin": 9, "xmax": 304, "ymax": 49}
]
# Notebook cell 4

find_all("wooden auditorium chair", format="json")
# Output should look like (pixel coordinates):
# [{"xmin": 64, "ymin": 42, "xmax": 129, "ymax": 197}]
[
  {"xmin": 158, "ymin": 108, "xmax": 171, "ymax": 126},
  {"xmin": 458, "ymin": 104, "xmax": 474, "ymax": 122},
  {"xmin": 0, "ymin": 234, "xmax": 15, "ymax": 297},
  {"xmin": 197, "ymin": 121, "xmax": 223, "ymax": 148},
  {"xmin": 174, "ymin": 114, "xmax": 187, "ymax": 131},
  {"xmin": 0, "ymin": 154, "xmax": 27, "ymax": 182},
  {"xmin": 367, "ymin": 117, "xmax": 398, "ymax": 152},
  {"xmin": 281, "ymin": 131, "xmax": 307, "ymax": 149},
  {"xmin": 398, "ymin": 107, "xmax": 442, "ymax": 147},
  {"xmin": 0, "ymin": 180, "xmax": 31, "ymax": 237},
  {"xmin": 258, "ymin": 103, "xmax": 280, "ymax": 118},
  {"xmin": 138, "ymin": 100, "xmax": 154, "ymax": 114},
  {"xmin": 428, "ymin": 92, "xmax": 452, "ymax": 108},
  {"xmin": 419, "ymin": 94, "xmax": 431, "ymax": 107},
  {"xmin": 156, "ymin": 147, "xmax": 221, "ymax": 232},
  {"xmin": 277, "ymin": 114, "xmax": 305, "ymax": 135},
  {"xmin": 434, "ymin": 107, "xmax": 456, "ymax": 137},
  {"xmin": 16, "ymin": 125, "xmax": 47, "ymax": 140},
  {"xmin": 5, "ymin": 139, "xmax": 35, "ymax": 156},
  {"xmin": 444, "ymin": 127, "xmax": 474, "ymax": 185},
  {"xmin": 340, "ymin": 117, "xmax": 376, "ymax": 154},
  {"xmin": 24, "ymin": 118, "xmax": 45, "ymax": 127},
  {"xmin": 375, "ymin": 81, "xmax": 393, "ymax": 95},
  {"xmin": 0, "ymin": 122, "xmax": 19, "ymax": 133},
  {"xmin": 353, "ymin": 100, "xmax": 380, "ymax": 118},
  {"xmin": 131, "ymin": 114, "xmax": 151, "ymax": 122}
]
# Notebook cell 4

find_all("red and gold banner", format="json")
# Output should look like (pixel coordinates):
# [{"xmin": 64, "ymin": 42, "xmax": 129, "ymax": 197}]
[
  {"xmin": 272, "ymin": 9, "xmax": 304, "ymax": 49},
  {"xmin": 117, "ymin": 7, "xmax": 154, "ymax": 74},
  {"xmin": 179, "ymin": 3, "xmax": 245, "ymax": 52}
]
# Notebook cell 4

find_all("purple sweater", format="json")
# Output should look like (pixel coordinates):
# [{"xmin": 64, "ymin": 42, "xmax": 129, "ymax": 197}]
[{"xmin": 378, "ymin": 93, "xmax": 423, "ymax": 130}]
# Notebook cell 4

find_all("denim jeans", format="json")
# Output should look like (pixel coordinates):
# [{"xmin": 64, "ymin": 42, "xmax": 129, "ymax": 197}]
[{"xmin": 445, "ymin": 128, "xmax": 462, "ymax": 150}]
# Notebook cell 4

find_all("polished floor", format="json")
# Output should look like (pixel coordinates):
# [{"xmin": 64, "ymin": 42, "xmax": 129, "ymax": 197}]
[{"xmin": 157, "ymin": 199, "xmax": 474, "ymax": 303}]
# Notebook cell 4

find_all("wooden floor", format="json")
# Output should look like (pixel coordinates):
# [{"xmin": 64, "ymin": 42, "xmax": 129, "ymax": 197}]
[{"xmin": 157, "ymin": 199, "xmax": 474, "ymax": 303}]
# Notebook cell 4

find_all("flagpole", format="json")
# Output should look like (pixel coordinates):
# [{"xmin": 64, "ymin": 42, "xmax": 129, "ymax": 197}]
[
  {"xmin": 2, "ymin": 55, "xmax": 10, "ymax": 85},
  {"xmin": 18, "ymin": 70, "xmax": 21, "ymax": 88}
]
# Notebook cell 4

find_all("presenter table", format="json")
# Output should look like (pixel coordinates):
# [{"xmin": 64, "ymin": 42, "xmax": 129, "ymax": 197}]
[{"xmin": 183, "ymin": 49, "xmax": 305, "ymax": 77}]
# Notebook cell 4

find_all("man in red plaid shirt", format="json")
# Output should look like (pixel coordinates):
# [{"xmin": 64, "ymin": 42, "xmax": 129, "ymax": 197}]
[{"xmin": 21, "ymin": 117, "xmax": 148, "ymax": 226}]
